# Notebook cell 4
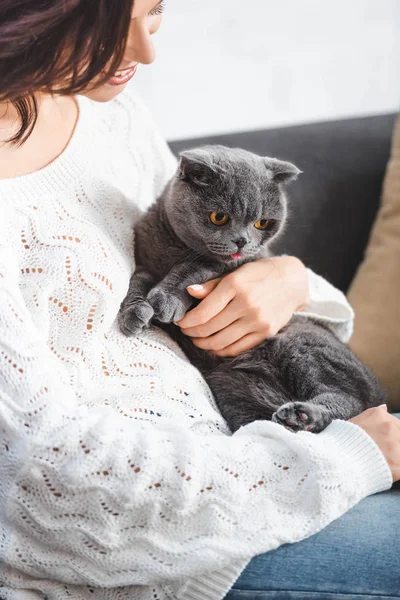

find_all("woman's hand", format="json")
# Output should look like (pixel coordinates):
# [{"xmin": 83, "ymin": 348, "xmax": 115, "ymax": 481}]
[
  {"xmin": 350, "ymin": 405, "xmax": 400, "ymax": 483},
  {"xmin": 176, "ymin": 256, "xmax": 310, "ymax": 357}
]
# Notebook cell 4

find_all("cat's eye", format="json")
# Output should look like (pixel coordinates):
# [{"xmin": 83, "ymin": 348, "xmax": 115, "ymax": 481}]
[
  {"xmin": 254, "ymin": 219, "xmax": 270, "ymax": 230},
  {"xmin": 210, "ymin": 212, "xmax": 229, "ymax": 226}
]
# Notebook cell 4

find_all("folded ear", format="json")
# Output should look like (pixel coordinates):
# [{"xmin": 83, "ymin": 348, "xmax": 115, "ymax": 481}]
[
  {"xmin": 178, "ymin": 149, "xmax": 219, "ymax": 187},
  {"xmin": 263, "ymin": 158, "xmax": 302, "ymax": 185}
]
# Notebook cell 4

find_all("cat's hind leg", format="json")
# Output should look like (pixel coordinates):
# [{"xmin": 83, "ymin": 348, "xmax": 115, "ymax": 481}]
[
  {"xmin": 271, "ymin": 374, "xmax": 387, "ymax": 433},
  {"xmin": 205, "ymin": 360, "xmax": 293, "ymax": 433},
  {"xmin": 269, "ymin": 320, "xmax": 387, "ymax": 433},
  {"xmin": 271, "ymin": 394, "xmax": 352, "ymax": 433}
]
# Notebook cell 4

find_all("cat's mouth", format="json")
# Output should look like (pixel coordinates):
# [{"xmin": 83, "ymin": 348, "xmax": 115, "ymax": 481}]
[
  {"xmin": 211, "ymin": 251, "xmax": 244, "ymax": 263},
  {"xmin": 207, "ymin": 248, "xmax": 248, "ymax": 263}
]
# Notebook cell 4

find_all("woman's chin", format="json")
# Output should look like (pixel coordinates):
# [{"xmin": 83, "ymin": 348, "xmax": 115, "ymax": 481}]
[{"xmin": 83, "ymin": 82, "xmax": 129, "ymax": 103}]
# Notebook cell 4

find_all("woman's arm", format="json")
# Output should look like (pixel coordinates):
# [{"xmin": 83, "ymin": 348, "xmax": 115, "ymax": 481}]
[{"xmin": 0, "ymin": 245, "xmax": 390, "ymax": 589}]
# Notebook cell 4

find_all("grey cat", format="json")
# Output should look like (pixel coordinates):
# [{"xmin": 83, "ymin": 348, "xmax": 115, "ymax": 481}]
[{"xmin": 118, "ymin": 145, "xmax": 385, "ymax": 433}]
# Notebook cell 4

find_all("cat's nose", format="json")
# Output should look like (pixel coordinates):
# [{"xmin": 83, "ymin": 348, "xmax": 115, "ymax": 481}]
[{"xmin": 233, "ymin": 238, "xmax": 247, "ymax": 249}]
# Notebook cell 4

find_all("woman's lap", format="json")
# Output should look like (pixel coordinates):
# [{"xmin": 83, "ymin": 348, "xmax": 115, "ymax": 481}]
[{"xmin": 225, "ymin": 414, "xmax": 400, "ymax": 600}]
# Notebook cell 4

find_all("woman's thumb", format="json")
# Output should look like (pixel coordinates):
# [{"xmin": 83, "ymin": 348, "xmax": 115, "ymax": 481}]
[{"xmin": 187, "ymin": 278, "xmax": 221, "ymax": 299}]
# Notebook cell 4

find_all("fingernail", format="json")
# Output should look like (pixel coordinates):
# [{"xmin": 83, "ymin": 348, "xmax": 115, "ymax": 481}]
[
  {"xmin": 188, "ymin": 284, "xmax": 204, "ymax": 291},
  {"xmin": 378, "ymin": 404, "xmax": 388, "ymax": 409}
]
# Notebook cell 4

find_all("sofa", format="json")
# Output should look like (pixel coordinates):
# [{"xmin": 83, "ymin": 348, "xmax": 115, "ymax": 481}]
[{"xmin": 169, "ymin": 113, "xmax": 396, "ymax": 295}]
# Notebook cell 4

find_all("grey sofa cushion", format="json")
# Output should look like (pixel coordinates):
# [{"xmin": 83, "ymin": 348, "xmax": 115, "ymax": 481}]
[{"xmin": 170, "ymin": 114, "xmax": 395, "ymax": 292}]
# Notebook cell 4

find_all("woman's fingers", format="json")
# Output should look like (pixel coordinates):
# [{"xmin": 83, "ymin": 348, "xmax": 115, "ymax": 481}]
[
  {"xmin": 177, "ymin": 278, "xmax": 236, "ymax": 328},
  {"xmin": 213, "ymin": 332, "xmax": 267, "ymax": 357},
  {"xmin": 191, "ymin": 319, "xmax": 244, "ymax": 351},
  {"xmin": 192, "ymin": 319, "xmax": 263, "ymax": 353},
  {"xmin": 350, "ymin": 406, "xmax": 400, "ymax": 482},
  {"xmin": 181, "ymin": 300, "xmax": 241, "ymax": 338},
  {"xmin": 186, "ymin": 278, "xmax": 221, "ymax": 300}
]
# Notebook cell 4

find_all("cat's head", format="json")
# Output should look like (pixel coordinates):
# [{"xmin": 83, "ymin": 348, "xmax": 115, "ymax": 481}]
[{"xmin": 164, "ymin": 145, "xmax": 300, "ymax": 263}]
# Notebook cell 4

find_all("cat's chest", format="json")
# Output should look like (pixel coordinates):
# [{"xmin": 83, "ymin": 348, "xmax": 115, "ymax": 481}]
[
  {"xmin": 135, "ymin": 224, "xmax": 186, "ymax": 279},
  {"xmin": 148, "ymin": 246, "xmax": 192, "ymax": 280}
]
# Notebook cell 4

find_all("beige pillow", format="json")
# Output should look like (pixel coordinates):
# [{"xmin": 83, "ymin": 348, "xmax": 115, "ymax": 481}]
[{"xmin": 348, "ymin": 116, "xmax": 400, "ymax": 411}]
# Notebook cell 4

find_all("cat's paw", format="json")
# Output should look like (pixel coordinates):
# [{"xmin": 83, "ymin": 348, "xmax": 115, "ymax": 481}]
[
  {"xmin": 118, "ymin": 299, "xmax": 154, "ymax": 337},
  {"xmin": 271, "ymin": 401, "xmax": 332, "ymax": 433},
  {"xmin": 147, "ymin": 287, "xmax": 191, "ymax": 323}
]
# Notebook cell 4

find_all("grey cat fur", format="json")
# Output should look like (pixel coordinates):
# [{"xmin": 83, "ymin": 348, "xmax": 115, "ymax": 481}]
[{"xmin": 119, "ymin": 145, "xmax": 385, "ymax": 433}]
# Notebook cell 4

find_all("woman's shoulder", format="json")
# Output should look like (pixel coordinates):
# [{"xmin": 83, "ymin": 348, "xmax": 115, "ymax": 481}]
[
  {"xmin": 79, "ymin": 86, "xmax": 177, "ymax": 203},
  {"xmin": 84, "ymin": 85, "xmax": 160, "ymax": 147},
  {"xmin": 85, "ymin": 84, "xmax": 175, "ymax": 162}
]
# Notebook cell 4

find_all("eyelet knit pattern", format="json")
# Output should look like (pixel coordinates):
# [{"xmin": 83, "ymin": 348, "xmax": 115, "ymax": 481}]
[{"xmin": 0, "ymin": 89, "xmax": 392, "ymax": 600}]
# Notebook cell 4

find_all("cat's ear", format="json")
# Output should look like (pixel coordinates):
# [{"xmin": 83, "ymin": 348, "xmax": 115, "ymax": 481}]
[
  {"xmin": 263, "ymin": 158, "xmax": 302, "ymax": 185},
  {"xmin": 178, "ymin": 149, "xmax": 219, "ymax": 187}
]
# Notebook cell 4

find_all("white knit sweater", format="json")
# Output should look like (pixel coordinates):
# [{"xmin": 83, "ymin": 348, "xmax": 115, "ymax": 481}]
[{"xmin": 0, "ymin": 89, "xmax": 392, "ymax": 600}]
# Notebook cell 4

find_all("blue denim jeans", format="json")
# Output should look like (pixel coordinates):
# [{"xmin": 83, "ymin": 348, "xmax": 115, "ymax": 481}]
[{"xmin": 225, "ymin": 414, "xmax": 400, "ymax": 600}]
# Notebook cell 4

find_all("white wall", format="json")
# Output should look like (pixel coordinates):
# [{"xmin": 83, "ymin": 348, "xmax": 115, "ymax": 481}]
[{"xmin": 135, "ymin": 0, "xmax": 400, "ymax": 141}]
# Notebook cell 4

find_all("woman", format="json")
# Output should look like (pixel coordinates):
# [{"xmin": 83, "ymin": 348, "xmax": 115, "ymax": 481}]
[{"xmin": 0, "ymin": 1, "xmax": 399, "ymax": 599}]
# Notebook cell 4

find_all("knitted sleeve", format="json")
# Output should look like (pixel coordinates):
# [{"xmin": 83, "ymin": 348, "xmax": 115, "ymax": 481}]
[
  {"xmin": 0, "ymin": 239, "xmax": 391, "ymax": 590},
  {"xmin": 295, "ymin": 269, "xmax": 354, "ymax": 343}
]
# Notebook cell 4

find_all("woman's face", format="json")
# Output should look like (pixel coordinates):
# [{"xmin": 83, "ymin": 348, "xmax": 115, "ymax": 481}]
[{"xmin": 83, "ymin": 0, "xmax": 164, "ymax": 103}]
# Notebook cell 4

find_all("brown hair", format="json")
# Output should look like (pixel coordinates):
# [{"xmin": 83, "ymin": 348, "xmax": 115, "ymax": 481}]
[{"xmin": 0, "ymin": 0, "xmax": 135, "ymax": 144}]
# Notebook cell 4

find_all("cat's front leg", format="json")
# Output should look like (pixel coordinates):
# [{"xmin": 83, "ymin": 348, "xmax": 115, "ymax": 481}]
[
  {"xmin": 272, "ymin": 401, "xmax": 333, "ymax": 433},
  {"xmin": 118, "ymin": 268, "xmax": 156, "ymax": 337},
  {"xmin": 147, "ymin": 287, "xmax": 193, "ymax": 323},
  {"xmin": 147, "ymin": 262, "xmax": 220, "ymax": 324}
]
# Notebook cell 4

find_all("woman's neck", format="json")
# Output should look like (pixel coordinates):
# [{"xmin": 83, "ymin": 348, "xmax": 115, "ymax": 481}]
[{"xmin": 0, "ymin": 94, "xmax": 79, "ymax": 180}]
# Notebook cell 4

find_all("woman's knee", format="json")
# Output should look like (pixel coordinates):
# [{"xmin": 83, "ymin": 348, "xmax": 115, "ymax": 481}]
[{"xmin": 225, "ymin": 489, "xmax": 400, "ymax": 599}]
